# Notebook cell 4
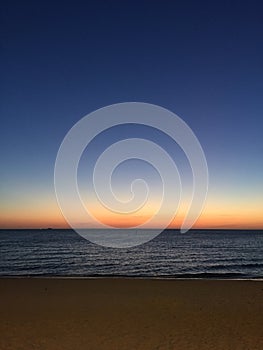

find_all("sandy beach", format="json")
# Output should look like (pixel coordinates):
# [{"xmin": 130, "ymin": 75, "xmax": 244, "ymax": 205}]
[{"xmin": 0, "ymin": 278, "xmax": 262, "ymax": 350}]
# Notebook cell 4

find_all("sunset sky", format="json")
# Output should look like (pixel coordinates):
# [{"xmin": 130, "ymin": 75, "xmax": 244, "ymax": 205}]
[{"xmin": 1, "ymin": 1, "xmax": 263, "ymax": 229}]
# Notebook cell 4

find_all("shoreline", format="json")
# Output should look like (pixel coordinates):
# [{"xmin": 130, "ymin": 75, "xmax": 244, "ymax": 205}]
[{"xmin": 1, "ymin": 275, "xmax": 263, "ymax": 280}]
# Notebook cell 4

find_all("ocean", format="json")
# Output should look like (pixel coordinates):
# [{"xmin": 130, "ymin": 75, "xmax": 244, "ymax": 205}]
[{"xmin": 0, "ymin": 229, "xmax": 262, "ymax": 279}]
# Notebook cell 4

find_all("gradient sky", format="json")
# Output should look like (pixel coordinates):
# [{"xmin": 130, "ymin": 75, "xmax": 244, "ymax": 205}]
[{"xmin": 1, "ymin": 0, "xmax": 263, "ymax": 229}]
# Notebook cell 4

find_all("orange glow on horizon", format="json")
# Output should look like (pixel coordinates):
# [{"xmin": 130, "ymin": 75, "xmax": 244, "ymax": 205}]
[
  {"xmin": 1, "ymin": 205, "xmax": 263, "ymax": 230},
  {"xmin": 1, "ymin": 191, "xmax": 263, "ymax": 229}
]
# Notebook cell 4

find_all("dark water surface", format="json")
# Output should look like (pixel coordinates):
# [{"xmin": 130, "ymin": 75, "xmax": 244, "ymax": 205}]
[{"xmin": 0, "ymin": 229, "xmax": 262, "ymax": 279}]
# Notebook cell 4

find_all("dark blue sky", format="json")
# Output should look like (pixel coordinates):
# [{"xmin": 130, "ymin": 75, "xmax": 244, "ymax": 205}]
[{"xmin": 1, "ymin": 0, "xmax": 263, "ymax": 227}]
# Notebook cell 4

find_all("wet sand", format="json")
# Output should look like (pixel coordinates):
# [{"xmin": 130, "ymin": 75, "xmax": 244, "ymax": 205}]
[{"xmin": 0, "ymin": 278, "xmax": 262, "ymax": 350}]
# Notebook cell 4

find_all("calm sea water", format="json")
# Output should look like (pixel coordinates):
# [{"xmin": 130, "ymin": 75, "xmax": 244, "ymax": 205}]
[{"xmin": 0, "ymin": 229, "xmax": 262, "ymax": 279}]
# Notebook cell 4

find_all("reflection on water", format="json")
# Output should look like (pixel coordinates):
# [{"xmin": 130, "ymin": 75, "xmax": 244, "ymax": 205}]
[{"xmin": 0, "ymin": 229, "xmax": 263, "ymax": 279}]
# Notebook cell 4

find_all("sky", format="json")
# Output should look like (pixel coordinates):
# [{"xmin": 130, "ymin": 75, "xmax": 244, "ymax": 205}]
[{"xmin": 1, "ymin": 0, "xmax": 263, "ymax": 229}]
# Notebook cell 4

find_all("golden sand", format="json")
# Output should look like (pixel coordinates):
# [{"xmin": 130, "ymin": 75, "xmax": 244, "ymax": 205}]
[{"xmin": 0, "ymin": 278, "xmax": 262, "ymax": 350}]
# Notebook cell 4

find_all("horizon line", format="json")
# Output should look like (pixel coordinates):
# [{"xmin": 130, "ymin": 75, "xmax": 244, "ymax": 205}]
[{"xmin": 1, "ymin": 227, "xmax": 263, "ymax": 231}]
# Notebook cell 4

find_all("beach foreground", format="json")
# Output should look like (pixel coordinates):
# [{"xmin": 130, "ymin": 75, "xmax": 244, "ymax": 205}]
[{"xmin": 0, "ymin": 278, "xmax": 262, "ymax": 350}]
